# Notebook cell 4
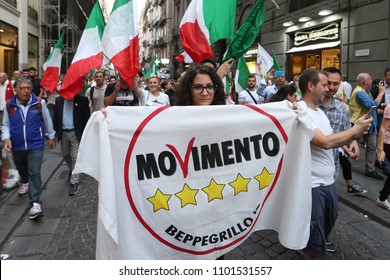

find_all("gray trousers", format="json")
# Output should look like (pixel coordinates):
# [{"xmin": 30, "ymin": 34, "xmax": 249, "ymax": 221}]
[
  {"xmin": 364, "ymin": 133, "xmax": 377, "ymax": 173},
  {"xmin": 61, "ymin": 130, "xmax": 80, "ymax": 184}
]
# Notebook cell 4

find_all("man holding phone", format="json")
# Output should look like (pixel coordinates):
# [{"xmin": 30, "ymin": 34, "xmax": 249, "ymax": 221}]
[{"xmin": 350, "ymin": 73, "xmax": 385, "ymax": 180}]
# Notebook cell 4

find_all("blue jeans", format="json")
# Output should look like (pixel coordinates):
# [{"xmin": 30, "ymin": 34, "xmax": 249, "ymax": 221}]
[{"xmin": 13, "ymin": 149, "xmax": 44, "ymax": 207}]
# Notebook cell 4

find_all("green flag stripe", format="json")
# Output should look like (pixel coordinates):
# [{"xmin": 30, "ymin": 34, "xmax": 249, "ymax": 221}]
[
  {"xmin": 85, "ymin": 2, "xmax": 105, "ymax": 38},
  {"xmin": 203, "ymin": 0, "xmax": 237, "ymax": 43}
]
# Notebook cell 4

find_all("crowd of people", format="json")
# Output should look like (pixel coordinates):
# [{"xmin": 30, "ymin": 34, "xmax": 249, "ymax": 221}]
[{"xmin": 1, "ymin": 58, "xmax": 389, "ymax": 260}]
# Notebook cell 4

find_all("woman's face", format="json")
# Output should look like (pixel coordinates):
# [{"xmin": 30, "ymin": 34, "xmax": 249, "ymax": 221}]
[
  {"xmin": 191, "ymin": 73, "xmax": 215, "ymax": 106},
  {"xmin": 148, "ymin": 77, "xmax": 160, "ymax": 92}
]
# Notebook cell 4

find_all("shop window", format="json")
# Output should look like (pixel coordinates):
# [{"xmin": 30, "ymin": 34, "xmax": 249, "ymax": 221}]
[
  {"xmin": 322, "ymin": 49, "xmax": 340, "ymax": 69},
  {"xmin": 0, "ymin": 22, "xmax": 18, "ymax": 47},
  {"xmin": 307, "ymin": 54, "xmax": 320, "ymax": 69}
]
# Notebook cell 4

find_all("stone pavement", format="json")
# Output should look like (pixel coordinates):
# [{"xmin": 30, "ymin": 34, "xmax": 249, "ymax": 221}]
[{"xmin": 1, "ymin": 144, "xmax": 390, "ymax": 260}]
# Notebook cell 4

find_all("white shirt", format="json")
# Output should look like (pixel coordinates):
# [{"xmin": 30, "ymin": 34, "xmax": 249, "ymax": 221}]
[
  {"xmin": 307, "ymin": 108, "xmax": 335, "ymax": 188},
  {"xmin": 0, "ymin": 80, "xmax": 10, "ymax": 111},
  {"xmin": 140, "ymin": 89, "xmax": 170, "ymax": 106},
  {"xmin": 238, "ymin": 89, "xmax": 264, "ymax": 104}
]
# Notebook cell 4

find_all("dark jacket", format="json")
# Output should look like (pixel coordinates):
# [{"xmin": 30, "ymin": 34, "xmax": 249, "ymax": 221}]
[{"xmin": 53, "ymin": 94, "xmax": 90, "ymax": 142}]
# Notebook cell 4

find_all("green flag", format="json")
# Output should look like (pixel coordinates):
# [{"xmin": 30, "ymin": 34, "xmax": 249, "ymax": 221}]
[
  {"xmin": 234, "ymin": 56, "xmax": 251, "ymax": 93},
  {"xmin": 224, "ymin": 0, "xmax": 265, "ymax": 61},
  {"xmin": 144, "ymin": 53, "xmax": 159, "ymax": 78},
  {"xmin": 272, "ymin": 49, "xmax": 280, "ymax": 71}
]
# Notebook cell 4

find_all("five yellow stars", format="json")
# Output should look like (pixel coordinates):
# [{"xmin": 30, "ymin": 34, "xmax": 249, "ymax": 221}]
[{"xmin": 146, "ymin": 168, "xmax": 274, "ymax": 211}]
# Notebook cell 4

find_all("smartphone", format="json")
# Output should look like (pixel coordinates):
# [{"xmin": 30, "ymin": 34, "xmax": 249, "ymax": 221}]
[{"xmin": 367, "ymin": 106, "xmax": 377, "ymax": 116}]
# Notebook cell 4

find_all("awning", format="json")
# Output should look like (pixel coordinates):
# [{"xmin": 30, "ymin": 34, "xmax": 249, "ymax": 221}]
[{"xmin": 286, "ymin": 41, "xmax": 340, "ymax": 54}]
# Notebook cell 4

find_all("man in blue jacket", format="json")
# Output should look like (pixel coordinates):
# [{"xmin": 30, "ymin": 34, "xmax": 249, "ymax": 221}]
[{"xmin": 2, "ymin": 78, "xmax": 56, "ymax": 220}]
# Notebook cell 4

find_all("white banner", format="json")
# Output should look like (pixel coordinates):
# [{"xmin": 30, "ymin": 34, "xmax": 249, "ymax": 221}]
[{"xmin": 74, "ymin": 101, "xmax": 315, "ymax": 259}]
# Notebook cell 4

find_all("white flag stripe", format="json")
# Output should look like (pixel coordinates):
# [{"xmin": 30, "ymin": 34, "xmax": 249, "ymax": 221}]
[{"xmin": 72, "ymin": 27, "xmax": 103, "ymax": 63}]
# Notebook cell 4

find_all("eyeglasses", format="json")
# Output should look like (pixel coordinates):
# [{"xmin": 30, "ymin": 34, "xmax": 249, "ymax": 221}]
[
  {"xmin": 18, "ymin": 86, "xmax": 32, "ymax": 91},
  {"xmin": 191, "ymin": 84, "xmax": 217, "ymax": 94}
]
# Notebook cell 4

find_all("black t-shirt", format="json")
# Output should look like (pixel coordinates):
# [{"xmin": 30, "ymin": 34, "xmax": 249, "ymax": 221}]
[
  {"xmin": 165, "ymin": 88, "xmax": 176, "ymax": 106},
  {"xmin": 104, "ymin": 83, "xmax": 139, "ymax": 106},
  {"xmin": 31, "ymin": 78, "xmax": 42, "ymax": 96}
]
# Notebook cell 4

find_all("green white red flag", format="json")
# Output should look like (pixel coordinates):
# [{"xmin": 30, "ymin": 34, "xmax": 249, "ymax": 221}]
[
  {"xmin": 175, "ymin": 51, "xmax": 193, "ymax": 64},
  {"xmin": 179, "ymin": 0, "xmax": 236, "ymax": 63},
  {"xmin": 60, "ymin": 2, "xmax": 105, "ymax": 100},
  {"xmin": 102, "ymin": 0, "xmax": 140, "ymax": 88},
  {"xmin": 40, "ymin": 32, "xmax": 65, "ymax": 94}
]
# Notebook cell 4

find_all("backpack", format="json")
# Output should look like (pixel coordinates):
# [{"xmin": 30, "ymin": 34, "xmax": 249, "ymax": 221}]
[{"xmin": 90, "ymin": 86, "xmax": 95, "ymax": 101}]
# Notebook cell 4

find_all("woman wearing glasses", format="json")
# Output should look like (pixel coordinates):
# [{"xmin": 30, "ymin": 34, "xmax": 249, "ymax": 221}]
[{"xmin": 175, "ymin": 66, "xmax": 225, "ymax": 106}]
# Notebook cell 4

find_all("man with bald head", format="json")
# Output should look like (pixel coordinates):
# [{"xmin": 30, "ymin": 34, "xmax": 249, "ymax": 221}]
[{"xmin": 350, "ymin": 73, "xmax": 385, "ymax": 180}]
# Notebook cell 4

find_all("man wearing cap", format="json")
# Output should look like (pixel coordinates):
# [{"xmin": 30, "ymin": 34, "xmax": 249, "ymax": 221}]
[{"xmin": 263, "ymin": 70, "xmax": 287, "ymax": 101}]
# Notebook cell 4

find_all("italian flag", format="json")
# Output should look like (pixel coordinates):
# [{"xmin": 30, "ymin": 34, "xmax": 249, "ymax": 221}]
[
  {"xmin": 179, "ymin": 0, "xmax": 236, "ymax": 63},
  {"xmin": 60, "ymin": 2, "xmax": 105, "ymax": 100},
  {"xmin": 175, "ymin": 51, "xmax": 193, "ymax": 64},
  {"xmin": 40, "ymin": 32, "xmax": 65, "ymax": 94},
  {"xmin": 102, "ymin": 0, "xmax": 140, "ymax": 89}
]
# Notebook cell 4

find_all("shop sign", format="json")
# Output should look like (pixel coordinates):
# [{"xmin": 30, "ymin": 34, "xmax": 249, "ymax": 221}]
[
  {"xmin": 244, "ymin": 48, "xmax": 258, "ymax": 58},
  {"xmin": 294, "ymin": 23, "xmax": 339, "ymax": 46}
]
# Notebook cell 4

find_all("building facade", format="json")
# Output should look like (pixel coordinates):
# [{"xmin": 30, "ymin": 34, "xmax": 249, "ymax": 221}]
[
  {"xmin": 0, "ymin": 0, "xmax": 98, "ymax": 79},
  {"xmin": 139, "ymin": 0, "xmax": 174, "ymax": 77},
  {"xmin": 167, "ymin": 0, "xmax": 390, "ymax": 83},
  {"xmin": 0, "ymin": 0, "xmax": 39, "ymax": 76}
]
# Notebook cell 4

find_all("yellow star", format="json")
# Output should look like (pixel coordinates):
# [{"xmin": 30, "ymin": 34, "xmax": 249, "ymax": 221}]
[
  {"xmin": 175, "ymin": 183, "xmax": 199, "ymax": 208},
  {"xmin": 147, "ymin": 188, "xmax": 172, "ymax": 212},
  {"xmin": 229, "ymin": 173, "xmax": 251, "ymax": 195},
  {"xmin": 202, "ymin": 179, "xmax": 225, "ymax": 202},
  {"xmin": 254, "ymin": 167, "xmax": 274, "ymax": 190}
]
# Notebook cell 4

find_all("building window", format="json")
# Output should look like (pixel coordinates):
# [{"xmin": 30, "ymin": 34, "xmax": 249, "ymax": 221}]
[
  {"xmin": 3, "ymin": 0, "xmax": 17, "ymax": 8},
  {"xmin": 0, "ymin": 21, "xmax": 18, "ymax": 47},
  {"xmin": 289, "ymin": 0, "xmax": 325, "ymax": 13},
  {"xmin": 0, "ymin": 21, "xmax": 18, "ymax": 75},
  {"xmin": 28, "ymin": 34, "xmax": 38, "ymax": 69}
]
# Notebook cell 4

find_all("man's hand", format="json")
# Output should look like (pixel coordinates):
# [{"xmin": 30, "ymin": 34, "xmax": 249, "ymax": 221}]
[
  {"xmin": 49, "ymin": 139, "xmax": 56, "ymax": 149},
  {"xmin": 348, "ymin": 140, "xmax": 360, "ymax": 160},
  {"xmin": 3, "ymin": 139, "xmax": 11, "ymax": 151},
  {"xmin": 217, "ymin": 58, "xmax": 234, "ymax": 79},
  {"xmin": 377, "ymin": 148, "xmax": 385, "ymax": 164},
  {"xmin": 354, "ymin": 115, "xmax": 373, "ymax": 137}
]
